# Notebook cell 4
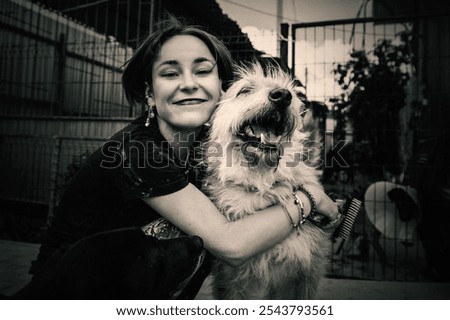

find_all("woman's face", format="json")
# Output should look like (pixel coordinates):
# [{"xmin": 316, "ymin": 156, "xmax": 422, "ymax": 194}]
[{"xmin": 148, "ymin": 35, "xmax": 222, "ymax": 133}]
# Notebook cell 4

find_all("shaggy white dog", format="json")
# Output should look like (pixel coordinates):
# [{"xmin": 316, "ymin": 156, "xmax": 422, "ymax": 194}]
[{"xmin": 202, "ymin": 63, "xmax": 331, "ymax": 299}]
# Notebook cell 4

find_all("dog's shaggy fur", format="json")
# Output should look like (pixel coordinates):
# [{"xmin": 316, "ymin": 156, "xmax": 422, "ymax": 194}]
[{"xmin": 202, "ymin": 64, "xmax": 331, "ymax": 299}]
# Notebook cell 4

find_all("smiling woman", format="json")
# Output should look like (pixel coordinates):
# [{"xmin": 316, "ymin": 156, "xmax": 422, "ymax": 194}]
[
  {"xmin": 148, "ymin": 35, "xmax": 222, "ymax": 137},
  {"xmin": 25, "ymin": 16, "xmax": 340, "ymax": 300}
]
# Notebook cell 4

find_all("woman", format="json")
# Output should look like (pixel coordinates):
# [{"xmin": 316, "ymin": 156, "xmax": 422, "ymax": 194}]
[{"xmin": 30, "ymin": 18, "xmax": 340, "ymax": 295}]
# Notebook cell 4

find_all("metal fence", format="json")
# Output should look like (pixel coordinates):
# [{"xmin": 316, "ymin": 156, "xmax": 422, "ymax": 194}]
[
  {"xmin": 0, "ymin": 134, "xmax": 106, "ymax": 208},
  {"xmin": 284, "ymin": 14, "xmax": 450, "ymax": 281},
  {"xmin": 0, "ymin": 0, "xmax": 133, "ymax": 118}
]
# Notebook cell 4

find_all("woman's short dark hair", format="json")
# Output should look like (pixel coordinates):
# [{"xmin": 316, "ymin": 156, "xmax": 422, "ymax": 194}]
[{"xmin": 122, "ymin": 17, "xmax": 234, "ymax": 106}]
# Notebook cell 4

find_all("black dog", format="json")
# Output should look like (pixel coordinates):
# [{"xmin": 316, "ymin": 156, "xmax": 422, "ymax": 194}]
[{"xmin": 9, "ymin": 228, "xmax": 206, "ymax": 299}]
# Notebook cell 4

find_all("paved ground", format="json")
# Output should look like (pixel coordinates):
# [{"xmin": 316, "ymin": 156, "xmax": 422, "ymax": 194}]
[
  {"xmin": 0, "ymin": 240, "xmax": 37, "ymax": 296},
  {"xmin": 1, "ymin": 239, "xmax": 449, "ymax": 299},
  {"xmin": 195, "ymin": 275, "xmax": 450, "ymax": 300}
]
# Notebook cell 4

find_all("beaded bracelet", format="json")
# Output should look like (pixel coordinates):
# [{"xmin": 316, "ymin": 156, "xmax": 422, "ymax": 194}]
[
  {"xmin": 281, "ymin": 201, "xmax": 303, "ymax": 235},
  {"xmin": 296, "ymin": 185, "xmax": 317, "ymax": 217},
  {"xmin": 292, "ymin": 192, "xmax": 306, "ymax": 226}
]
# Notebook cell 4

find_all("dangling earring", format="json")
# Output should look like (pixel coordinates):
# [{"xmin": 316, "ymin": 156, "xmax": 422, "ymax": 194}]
[{"xmin": 144, "ymin": 94, "xmax": 155, "ymax": 127}]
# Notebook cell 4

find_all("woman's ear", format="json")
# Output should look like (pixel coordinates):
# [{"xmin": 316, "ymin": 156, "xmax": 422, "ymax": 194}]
[{"xmin": 144, "ymin": 82, "xmax": 154, "ymax": 104}]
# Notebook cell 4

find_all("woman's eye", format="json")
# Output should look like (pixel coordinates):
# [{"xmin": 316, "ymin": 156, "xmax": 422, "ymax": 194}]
[
  {"xmin": 161, "ymin": 72, "xmax": 178, "ymax": 78},
  {"xmin": 196, "ymin": 68, "xmax": 213, "ymax": 75}
]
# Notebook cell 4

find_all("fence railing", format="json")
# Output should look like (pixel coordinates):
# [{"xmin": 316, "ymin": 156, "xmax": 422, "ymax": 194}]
[
  {"xmin": 0, "ymin": 134, "xmax": 106, "ymax": 218},
  {"xmin": 0, "ymin": 0, "xmax": 134, "ymax": 118},
  {"xmin": 280, "ymin": 14, "xmax": 450, "ymax": 282}
]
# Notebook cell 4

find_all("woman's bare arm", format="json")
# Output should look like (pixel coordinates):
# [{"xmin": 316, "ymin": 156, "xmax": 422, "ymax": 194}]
[{"xmin": 143, "ymin": 183, "xmax": 338, "ymax": 267}]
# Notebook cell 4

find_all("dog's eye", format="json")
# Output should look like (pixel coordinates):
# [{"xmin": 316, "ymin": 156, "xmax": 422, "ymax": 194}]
[{"xmin": 236, "ymin": 87, "xmax": 252, "ymax": 97}]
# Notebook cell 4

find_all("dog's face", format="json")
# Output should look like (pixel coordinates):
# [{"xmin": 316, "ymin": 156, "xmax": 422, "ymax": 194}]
[
  {"xmin": 124, "ymin": 234, "xmax": 206, "ymax": 300},
  {"xmin": 207, "ymin": 64, "xmax": 304, "ymax": 171}
]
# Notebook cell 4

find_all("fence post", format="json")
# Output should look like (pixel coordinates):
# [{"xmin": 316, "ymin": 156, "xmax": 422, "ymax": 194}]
[
  {"xmin": 47, "ymin": 136, "xmax": 62, "ymax": 225},
  {"xmin": 149, "ymin": 0, "xmax": 155, "ymax": 35},
  {"xmin": 280, "ymin": 23, "xmax": 289, "ymax": 73},
  {"xmin": 290, "ymin": 24, "xmax": 296, "ymax": 78},
  {"xmin": 55, "ymin": 33, "xmax": 66, "ymax": 116}
]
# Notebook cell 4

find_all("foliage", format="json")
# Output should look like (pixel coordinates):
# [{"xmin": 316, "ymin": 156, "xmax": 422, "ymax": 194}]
[{"xmin": 331, "ymin": 31, "xmax": 413, "ymax": 176}]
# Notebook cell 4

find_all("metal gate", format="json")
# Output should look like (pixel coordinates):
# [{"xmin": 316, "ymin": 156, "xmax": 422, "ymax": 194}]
[{"xmin": 283, "ymin": 14, "xmax": 450, "ymax": 281}]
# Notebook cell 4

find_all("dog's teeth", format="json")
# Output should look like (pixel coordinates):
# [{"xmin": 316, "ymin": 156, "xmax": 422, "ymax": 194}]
[
  {"xmin": 245, "ymin": 125, "xmax": 255, "ymax": 137},
  {"xmin": 260, "ymin": 132, "xmax": 268, "ymax": 143},
  {"xmin": 261, "ymin": 132, "xmax": 281, "ymax": 144}
]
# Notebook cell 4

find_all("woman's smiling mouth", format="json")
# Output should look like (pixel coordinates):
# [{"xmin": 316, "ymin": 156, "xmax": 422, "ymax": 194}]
[{"xmin": 173, "ymin": 98, "xmax": 208, "ymax": 105}]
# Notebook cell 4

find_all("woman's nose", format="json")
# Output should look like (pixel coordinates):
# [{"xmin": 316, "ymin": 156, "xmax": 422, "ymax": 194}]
[{"xmin": 179, "ymin": 74, "xmax": 199, "ymax": 91}]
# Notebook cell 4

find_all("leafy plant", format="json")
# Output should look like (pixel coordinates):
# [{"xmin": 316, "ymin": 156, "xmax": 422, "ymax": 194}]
[{"xmin": 331, "ymin": 31, "xmax": 413, "ymax": 176}]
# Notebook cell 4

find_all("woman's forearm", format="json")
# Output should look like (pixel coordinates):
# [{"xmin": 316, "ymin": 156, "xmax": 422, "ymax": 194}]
[
  {"xmin": 143, "ymin": 184, "xmax": 303, "ymax": 266},
  {"xmin": 143, "ymin": 184, "xmax": 336, "ymax": 267}
]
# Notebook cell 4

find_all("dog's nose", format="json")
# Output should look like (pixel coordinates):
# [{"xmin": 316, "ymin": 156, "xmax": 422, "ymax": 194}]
[
  {"xmin": 190, "ymin": 236, "xmax": 204, "ymax": 251},
  {"xmin": 269, "ymin": 88, "xmax": 292, "ymax": 108}
]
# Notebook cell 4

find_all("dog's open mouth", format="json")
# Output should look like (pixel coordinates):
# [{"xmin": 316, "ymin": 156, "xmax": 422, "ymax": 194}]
[
  {"xmin": 235, "ymin": 111, "xmax": 290, "ymax": 168},
  {"xmin": 236, "ymin": 113, "xmax": 286, "ymax": 151}
]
